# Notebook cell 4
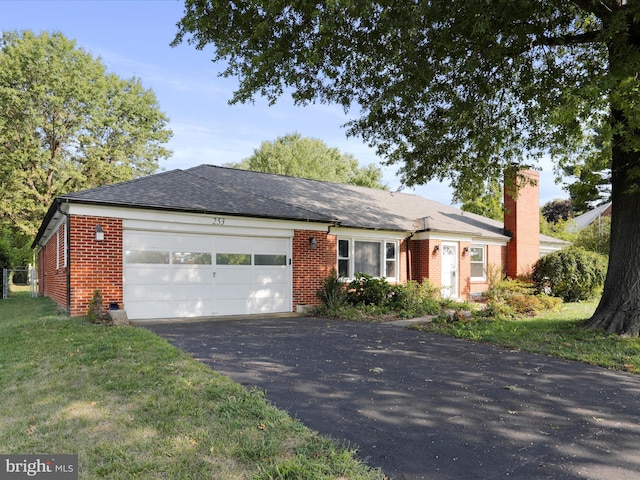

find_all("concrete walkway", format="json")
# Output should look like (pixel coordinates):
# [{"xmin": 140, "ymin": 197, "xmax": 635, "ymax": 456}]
[{"xmin": 145, "ymin": 317, "xmax": 640, "ymax": 480}]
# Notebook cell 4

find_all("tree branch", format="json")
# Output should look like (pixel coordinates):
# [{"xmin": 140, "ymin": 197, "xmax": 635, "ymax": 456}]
[
  {"xmin": 535, "ymin": 30, "xmax": 602, "ymax": 47},
  {"xmin": 570, "ymin": 0, "xmax": 621, "ymax": 19}
]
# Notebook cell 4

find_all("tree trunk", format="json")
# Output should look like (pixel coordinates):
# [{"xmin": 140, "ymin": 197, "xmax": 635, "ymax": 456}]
[
  {"xmin": 586, "ymin": 28, "xmax": 640, "ymax": 335},
  {"xmin": 586, "ymin": 147, "xmax": 640, "ymax": 335}
]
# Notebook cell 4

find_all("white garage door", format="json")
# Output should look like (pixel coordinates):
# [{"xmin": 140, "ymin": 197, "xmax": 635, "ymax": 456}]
[{"xmin": 123, "ymin": 231, "xmax": 291, "ymax": 320}]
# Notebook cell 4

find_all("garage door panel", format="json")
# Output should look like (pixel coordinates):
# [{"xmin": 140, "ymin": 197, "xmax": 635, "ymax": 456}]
[
  {"xmin": 216, "ymin": 283, "xmax": 254, "ymax": 299},
  {"xmin": 215, "ymin": 237, "xmax": 255, "ymax": 252},
  {"xmin": 172, "ymin": 267, "xmax": 213, "ymax": 283},
  {"xmin": 125, "ymin": 285, "xmax": 173, "ymax": 301},
  {"xmin": 214, "ymin": 298, "xmax": 250, "ymax": 315},
  {"xmin": 127, "ymin": 299, "xmax": 214, "ymax": 319},
  {"xmin": 125, "ymin": 267, "xmax": 172, "ymax": 284},
  {"xmin": 171, "ymin": 284, "xmax": 211, "ymax": 301},
  {"xmin": 172, "ymin": 234, "xmax": 212, "ymax": 251},
  {"xmin": 251, "ymin": 287, "xmax": 286, "ymax": 300},
  {"xmin": 215, "ymin": 296, "xmax": 287, "ymax": 315},
  {"xmin": 254, "ymin": 269, "xmax": 287, "ymax": 284},
  {"xmin": 124, "ymin": 232, "xmax": 172, "ymax": 250},
  {"xmin": 250, "ymin": 296, "xmax": 288, "ymax": 314},
  {"xmin": 168, "ymin": 300, "xmax": 214, "ymax": 317},
  {"xmin": 217, "ymin": 268, "xmax": 253, "ymax": 283}
]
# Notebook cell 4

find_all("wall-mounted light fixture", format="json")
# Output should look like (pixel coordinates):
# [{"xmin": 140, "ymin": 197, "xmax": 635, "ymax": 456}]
[
  {"xmin": 95, "ymin": 225, "xmax": 104, "ymax": 241},
  {"xmin": 433, "ymin": 245, "xmax": 440, "ymax": 253},
  {"xmin": 462, "ymin": 247, "xmax": 469, "ymax": 255},
  {"xmin": 309, "ymin": 237, "xmax": 318, "ymax": 250}
]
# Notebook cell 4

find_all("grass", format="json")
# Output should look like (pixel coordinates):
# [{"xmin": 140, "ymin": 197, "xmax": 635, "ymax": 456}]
[
  {"xmin": 0, "ymin": 290, "xmax": 384, "ymax": 480},
  {"xmin": 413, "ymin": 300, "xmax": 640, "ymax": 374}
]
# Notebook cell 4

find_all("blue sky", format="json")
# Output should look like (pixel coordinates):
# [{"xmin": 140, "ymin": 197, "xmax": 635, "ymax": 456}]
[{"xmin": 4, "ymin": 0, "xmax": 567, "ymax": 206}]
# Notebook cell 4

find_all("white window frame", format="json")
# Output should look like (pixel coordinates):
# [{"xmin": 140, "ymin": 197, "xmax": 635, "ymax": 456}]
[
  {"xmin": 56, "ymin": 224, "xmax": 68, "ymax": 269},
  {"xmin": 337, "ymin": 237, "xmax": 399, "ymax": 281},
  {"xmin": 56, "ymin": 229, "xmax": 60, "ymax": 270},
  {"xmin": 470, "ymin": 244, "xmax": 486, "ymax": 281}
]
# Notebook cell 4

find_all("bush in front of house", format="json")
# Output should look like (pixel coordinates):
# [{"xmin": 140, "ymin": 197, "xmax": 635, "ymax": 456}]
[
  {"xmin": 389, "ymin": 280, "xmax": 441, "ymax": 318},
  {"xmin": 532, "ymin": 247, "xmax": 607, "ymax": 302},
  {"xmin": 480, "ymin": 278, "xmax": 562, "ymax": 320},
  {"xmin": 346, "ymin": 273, "xmax": 394, "ymax": 307},
  {"xmin": 316, "ymin": 272, "xmax": 440, "ymax": 319},
  {"xmin": 316, "ymin": 268, "xmax": 347, "ymax": 310}
]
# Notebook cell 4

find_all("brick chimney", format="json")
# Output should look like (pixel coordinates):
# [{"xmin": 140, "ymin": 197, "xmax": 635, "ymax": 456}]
[{"xmin": 504, "ymin": 169, "xmax": 540, "ymax": 278}]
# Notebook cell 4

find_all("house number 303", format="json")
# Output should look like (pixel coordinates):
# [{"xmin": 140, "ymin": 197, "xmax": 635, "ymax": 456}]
[{"xmin": 212, "ymin": 217, "xmax": 225, "ymax": 226}]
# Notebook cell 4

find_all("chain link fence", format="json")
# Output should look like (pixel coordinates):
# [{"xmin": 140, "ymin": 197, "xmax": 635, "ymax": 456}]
[{"xmin": 2, "ymin": 266, "xmax": 37, "ymax": 299}]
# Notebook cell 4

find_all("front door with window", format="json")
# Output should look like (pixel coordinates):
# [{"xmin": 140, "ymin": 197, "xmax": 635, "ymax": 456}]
[{"xmin": 441, "ymin": 242, "xmax": 458, "ymax": 298}]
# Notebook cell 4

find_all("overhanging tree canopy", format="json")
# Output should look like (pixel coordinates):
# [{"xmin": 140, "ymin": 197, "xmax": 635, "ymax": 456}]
[{"xmin": 174, "ymin": 1, "xmax": 640, "ymax": 335}]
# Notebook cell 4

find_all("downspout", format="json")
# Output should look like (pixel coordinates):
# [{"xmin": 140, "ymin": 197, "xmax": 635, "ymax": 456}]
[
  {"xmin": 406, "ymin": 233, "xmax": 414, "ymax": 281},
  {"xmin": 56, "ymin": 201, "xmax": 71, "ymax": 314}
]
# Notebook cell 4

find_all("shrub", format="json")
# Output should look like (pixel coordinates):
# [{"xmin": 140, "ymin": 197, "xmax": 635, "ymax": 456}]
[
  {"xmin": 485, "ymin": 279, "xmax": 536, "ymax": 300},
  {"xmin": 86, "ymin": 289, "xmax": 109, "ymax": 324},
  {"xmin": 482, "ymin": 278, "xmax": 562, "ymax": 319},
  {"xmin": 346, "ymin": 273, "xmax": 394, "ymax": 307},
  {"xmin": 505, "ymin": 293, "xmax": 561, "ymax": 317},
  {"xmin": 483, "ymin": 299, "xmax": 517, "ymax": 321},
  {"xmin": 316, "ymin": 268, "xmax": 346, "ymax": 310},
  {"xmin": 486, "ymin": 263, "xmax": 505, "ymax": 290},
  {"xmin": 390, "ymin": 280, "xmax": 440, "ymax": 318},
  {"xmin": 532, "ymin": 247, "xmax": 607, "ymax": 302}
]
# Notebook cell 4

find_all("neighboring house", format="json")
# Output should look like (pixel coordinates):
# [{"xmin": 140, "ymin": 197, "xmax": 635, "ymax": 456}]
[
  {"xmin": 32, "ymin": 165, "xmax": 565, "ymax": 320},
  {"xmin": 568, "ymin": 201, "xmax": 612, "ymax": 233}
]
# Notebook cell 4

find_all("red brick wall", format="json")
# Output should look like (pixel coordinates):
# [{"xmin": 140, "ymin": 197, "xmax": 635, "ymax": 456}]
[
  {"xmin": 37, "ymin": 223, "xmax": 68, "ymax": 310},
  {"xmin": 292, "ymin": 230, "xmax": 336, "ymax": 309},
  {"xmin": 68, "ymin": 215, "xmax": 123, "ymax": 317},
  {"xmin": 470, "ymin": 244, "xmax": 507, "ymax": 294},
  {"xmin": 410, "ymin": 238, "xmax": 442, "ymax": 288},
  {"xmin": 459, "ymin": 241, "xmax": 471, "ymax": 299},
  {"xmin": 504, "ymin": 170, "xmax": 540, "ymax": 278},
  {"xmin": 398, "ymin": 238, "xmax": 409, "ymax": 282}
]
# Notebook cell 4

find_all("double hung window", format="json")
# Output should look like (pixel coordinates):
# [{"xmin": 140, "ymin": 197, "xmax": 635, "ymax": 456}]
[
  {"xmin": 338, "ymin": 238, "xmax": 398, "ymax": 280},
  {"xmin": 470, "ymin": 245, "xmax": 486, "ymax": 280}
]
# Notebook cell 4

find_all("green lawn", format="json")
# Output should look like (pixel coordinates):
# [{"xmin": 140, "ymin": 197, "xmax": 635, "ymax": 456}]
[
  {"xmin": 413, "ymin": 300, "xmax": 640, "ymax": 374},
  {"xmin": 0, "ymin": 292, "xmax": 383, "ymax": 480}
]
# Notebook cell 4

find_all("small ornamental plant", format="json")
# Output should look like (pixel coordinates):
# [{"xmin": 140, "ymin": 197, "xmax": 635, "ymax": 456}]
[{"xmin": 86, "ymin": 289, "xmax": 109, "ymax": 324}]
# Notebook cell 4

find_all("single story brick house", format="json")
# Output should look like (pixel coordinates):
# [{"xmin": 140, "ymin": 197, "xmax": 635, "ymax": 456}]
[{"xmin": 32, "ymin": 165, "xmax": 564, "ymax": 320}]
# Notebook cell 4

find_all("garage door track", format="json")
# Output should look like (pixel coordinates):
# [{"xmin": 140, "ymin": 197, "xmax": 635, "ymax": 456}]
[{"xmin": 145, "ymin": 317, "xmax": 640, "ymax": 480}]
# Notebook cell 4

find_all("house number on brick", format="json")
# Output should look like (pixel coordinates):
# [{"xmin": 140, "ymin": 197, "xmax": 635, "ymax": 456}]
[{"xmin": 212, "ymin": 217, "xmax": 225, "ymax": 226}]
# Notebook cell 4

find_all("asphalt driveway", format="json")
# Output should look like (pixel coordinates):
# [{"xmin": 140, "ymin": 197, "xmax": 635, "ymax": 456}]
[{"xmin": 144, "ymin": 317, "xmax": 640, "ymax": 480}]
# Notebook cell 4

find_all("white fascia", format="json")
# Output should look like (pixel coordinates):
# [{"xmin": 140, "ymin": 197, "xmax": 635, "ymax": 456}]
[{"xmin": 67, "ymin": 204, "xmax": 330, "ymax": 238}]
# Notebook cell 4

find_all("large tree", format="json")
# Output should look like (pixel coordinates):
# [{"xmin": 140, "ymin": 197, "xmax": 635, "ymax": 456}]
[
  {"xmin": 457, "ymin": 178, "xmax": 504, "ymax": 221},
  {"xmin": 229, "ymin": 132, "xmax": 386, "ymax": 188},
  {"xmin": 174, "ymin": 1, "xmax": 640, "ymax": 335},
  {"xmin": 0, "ymin": 31, "xmax": 172, "ymax": 249}
]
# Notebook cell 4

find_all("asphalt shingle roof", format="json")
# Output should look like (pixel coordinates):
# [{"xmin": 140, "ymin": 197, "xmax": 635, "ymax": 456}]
[
  {"xmin": 568, "ymin": 201, "xmax": 612, "ymax": 233},
  {"xmin": 38, "ymin": 164, "xmax": 565, "ymax": 245}
]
